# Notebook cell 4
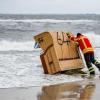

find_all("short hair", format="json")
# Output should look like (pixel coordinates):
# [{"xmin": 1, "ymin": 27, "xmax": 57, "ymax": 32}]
[{"xmin": 77, "ymin": 33, "xmax": 82, "ymax": 37}]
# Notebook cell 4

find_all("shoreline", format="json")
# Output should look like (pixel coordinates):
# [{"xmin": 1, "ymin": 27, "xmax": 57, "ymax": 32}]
[{"xmin": 0, "ymin": 78, "xmax": 100, "ymax": 100}]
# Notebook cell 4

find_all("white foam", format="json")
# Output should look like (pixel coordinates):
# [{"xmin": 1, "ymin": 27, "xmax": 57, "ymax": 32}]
[
  {"xmin": 85, "ymin": 32, "xmax": 100, "ymax": 48},
  {"xmin": 0, "ymin": 33, "xmax": 100, "ymax": 88},
  {"xmin": 0, "ymin": 40, "xmax": 38, "ymax": 51},
  {"xmin": 0, "ymin": 33, "xmax": 100, "ymax": 51},
  {"xmin": 0, "ymin": 19, "xmax": 95, "ymax": 23}
]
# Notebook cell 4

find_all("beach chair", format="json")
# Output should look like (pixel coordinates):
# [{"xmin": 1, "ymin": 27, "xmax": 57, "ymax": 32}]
[{"xmin": 34, "ymin": 32, "xmax": 84, "ymax": 74}]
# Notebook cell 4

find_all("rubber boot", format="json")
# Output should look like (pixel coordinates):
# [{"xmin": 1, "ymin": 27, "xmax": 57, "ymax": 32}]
[
  {"xmin": 94, "ymin": 61, "xmax": 100, "ymax": 71},
  {"xmin": 86, "ymin": 62, "xmax": 95, "ymax": 75},
  {"xmin": 95, "ymin": 63, "xmax": 100, "ymax": 71},
  {"xmin": 89, "ymin": 67, "xmax": 95, "ymax": 76}
]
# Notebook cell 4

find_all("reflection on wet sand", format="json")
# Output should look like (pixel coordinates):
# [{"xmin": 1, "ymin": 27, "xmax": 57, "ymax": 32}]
[
  {"xmin": 0, "ymin": 79, "xmax": 99, "ymax": 100},
  {"xmin": 38, "ymin": 81, "xmax": 96, "ymax": 100}
]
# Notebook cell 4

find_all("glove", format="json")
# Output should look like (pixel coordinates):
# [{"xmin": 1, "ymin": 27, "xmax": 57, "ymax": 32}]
[
  {"xmin": 66, "ymin": 32, "xmax": 71, "ymax": 38},
  {"xmin": 74, "ymin": 42, "xmax": 79, "ymax": 47}
]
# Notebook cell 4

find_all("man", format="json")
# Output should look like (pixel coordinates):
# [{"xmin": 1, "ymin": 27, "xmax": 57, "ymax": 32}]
[{"xmin": 67, "ymin": 33, "xmax": 100, "ymax": 75}]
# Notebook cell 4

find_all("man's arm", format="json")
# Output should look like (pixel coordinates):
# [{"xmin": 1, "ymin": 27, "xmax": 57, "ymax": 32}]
[{"xmin": 66, "ymin": 32, "xmax": 79, "ymax": 46}]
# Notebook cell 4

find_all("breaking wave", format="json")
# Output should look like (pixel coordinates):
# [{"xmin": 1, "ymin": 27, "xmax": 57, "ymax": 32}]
[
  {"xmin": 0, "ymin": 33, "xmax": 100, "ymax": 51},
  {"xmin": 0, "ymin": 19, "xmax": 98, "ymax": 31},
  {"xmin": 85, "ymin": 32, "xmax": 100, "ymax": 48},
  {"xmin": 0, "ymin": 40, "xmax": 36, "ymax": 51},
  {"xmin": 0, "ymin": 19, "xmax": 95, "ymax": 23}
]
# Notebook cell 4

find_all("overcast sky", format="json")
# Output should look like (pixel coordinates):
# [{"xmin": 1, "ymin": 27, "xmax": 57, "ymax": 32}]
[{"xmin": 0, "ymin": 0, "xmax": 100, "ymax": 14}]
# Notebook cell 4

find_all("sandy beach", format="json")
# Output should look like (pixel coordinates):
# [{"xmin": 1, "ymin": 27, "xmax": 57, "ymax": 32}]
[{"xmin": 0, "ymin": 78, "xmax": 100, "ymax": 100}]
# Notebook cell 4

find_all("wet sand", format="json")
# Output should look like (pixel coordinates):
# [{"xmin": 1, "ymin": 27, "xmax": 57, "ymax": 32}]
[{"xmin": 0, "ymin": 78, "xmax": 100, "ymax": 100}]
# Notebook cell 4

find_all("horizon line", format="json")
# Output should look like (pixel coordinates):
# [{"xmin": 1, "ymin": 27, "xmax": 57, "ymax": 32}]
[{"xmin": 0, "ymin": 13, "xmax": 100, "ymax": 15}]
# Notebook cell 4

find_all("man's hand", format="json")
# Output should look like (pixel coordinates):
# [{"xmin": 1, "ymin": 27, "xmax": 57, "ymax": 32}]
[
  {"xmin": 75, "ymin": 42, "xmax": 79, "ymax": 47},
  {"xmin": 66, "ymin": 32, "xmax": 71, "ymax": 38}
]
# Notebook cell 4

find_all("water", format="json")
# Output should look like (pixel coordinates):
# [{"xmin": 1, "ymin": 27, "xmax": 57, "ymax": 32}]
[
  {"xmin": 0, "ymin": 80, "xmax": 100, "ymax": 100},
  {"xmin": 0, "ymin": 14, "xmax": 100, "ymax": 88}
]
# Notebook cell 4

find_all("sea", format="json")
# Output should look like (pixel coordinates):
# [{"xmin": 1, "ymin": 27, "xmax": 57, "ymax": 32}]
[{"xmin": 0, "ymin": 14, "xmax": 100, "ymax": 88}]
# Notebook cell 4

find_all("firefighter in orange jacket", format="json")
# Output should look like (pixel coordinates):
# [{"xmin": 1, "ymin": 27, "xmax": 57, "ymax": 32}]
[{"xmin": 68, "ymin": 33, "xmax": 100, "ymax": 75}]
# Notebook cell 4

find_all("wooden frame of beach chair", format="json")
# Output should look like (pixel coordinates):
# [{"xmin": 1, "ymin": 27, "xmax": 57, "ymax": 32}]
[{"xmin": 34, "ymin": 32, "xmax": 84, "ymax": 74}]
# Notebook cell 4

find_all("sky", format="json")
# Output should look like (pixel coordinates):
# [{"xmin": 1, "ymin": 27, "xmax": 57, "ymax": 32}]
[{"xmin": 0, "ymin": 0, "xmax": 100, "ymax": 14}]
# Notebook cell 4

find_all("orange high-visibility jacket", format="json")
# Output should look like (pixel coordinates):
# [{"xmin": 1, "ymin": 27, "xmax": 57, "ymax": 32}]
[{"xmin": 70, "ymin": 35, "xmax": 94, "ymax": 54}]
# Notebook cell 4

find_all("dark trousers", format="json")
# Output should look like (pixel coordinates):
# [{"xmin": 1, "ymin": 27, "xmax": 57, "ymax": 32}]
[{"xmin": 84, "ymin": 52, "xmax": 100, "ymax": 75}]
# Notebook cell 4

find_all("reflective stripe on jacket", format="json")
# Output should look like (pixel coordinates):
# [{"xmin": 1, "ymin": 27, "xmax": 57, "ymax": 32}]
[{"xmin": 70, "ymin": 35, "xmax": 94, "ymax": 54}]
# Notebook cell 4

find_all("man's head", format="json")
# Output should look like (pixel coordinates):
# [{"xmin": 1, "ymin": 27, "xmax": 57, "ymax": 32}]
[{"xmin": 77, "ymin": 33, "xmax": 82, "ymax": 37}]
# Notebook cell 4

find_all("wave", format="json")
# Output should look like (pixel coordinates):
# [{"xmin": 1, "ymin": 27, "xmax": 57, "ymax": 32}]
[
  {"xmin": 0, "ymin": 19, "xmax": 95, "ymax": 23},
  {"xmin": 0, "ymin": 19, "xmax": 97, "ymax": 31},
  {"xmin": 0, "ymin": 40, "xmax": 39, "ymax": 51},
  {"xmin": 84, "ymin": 32, "xmax": 100, "ymax": 48},
  {"xmin": 0, "ymin": 33, "xmax": 100, "ymax": 51}
]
